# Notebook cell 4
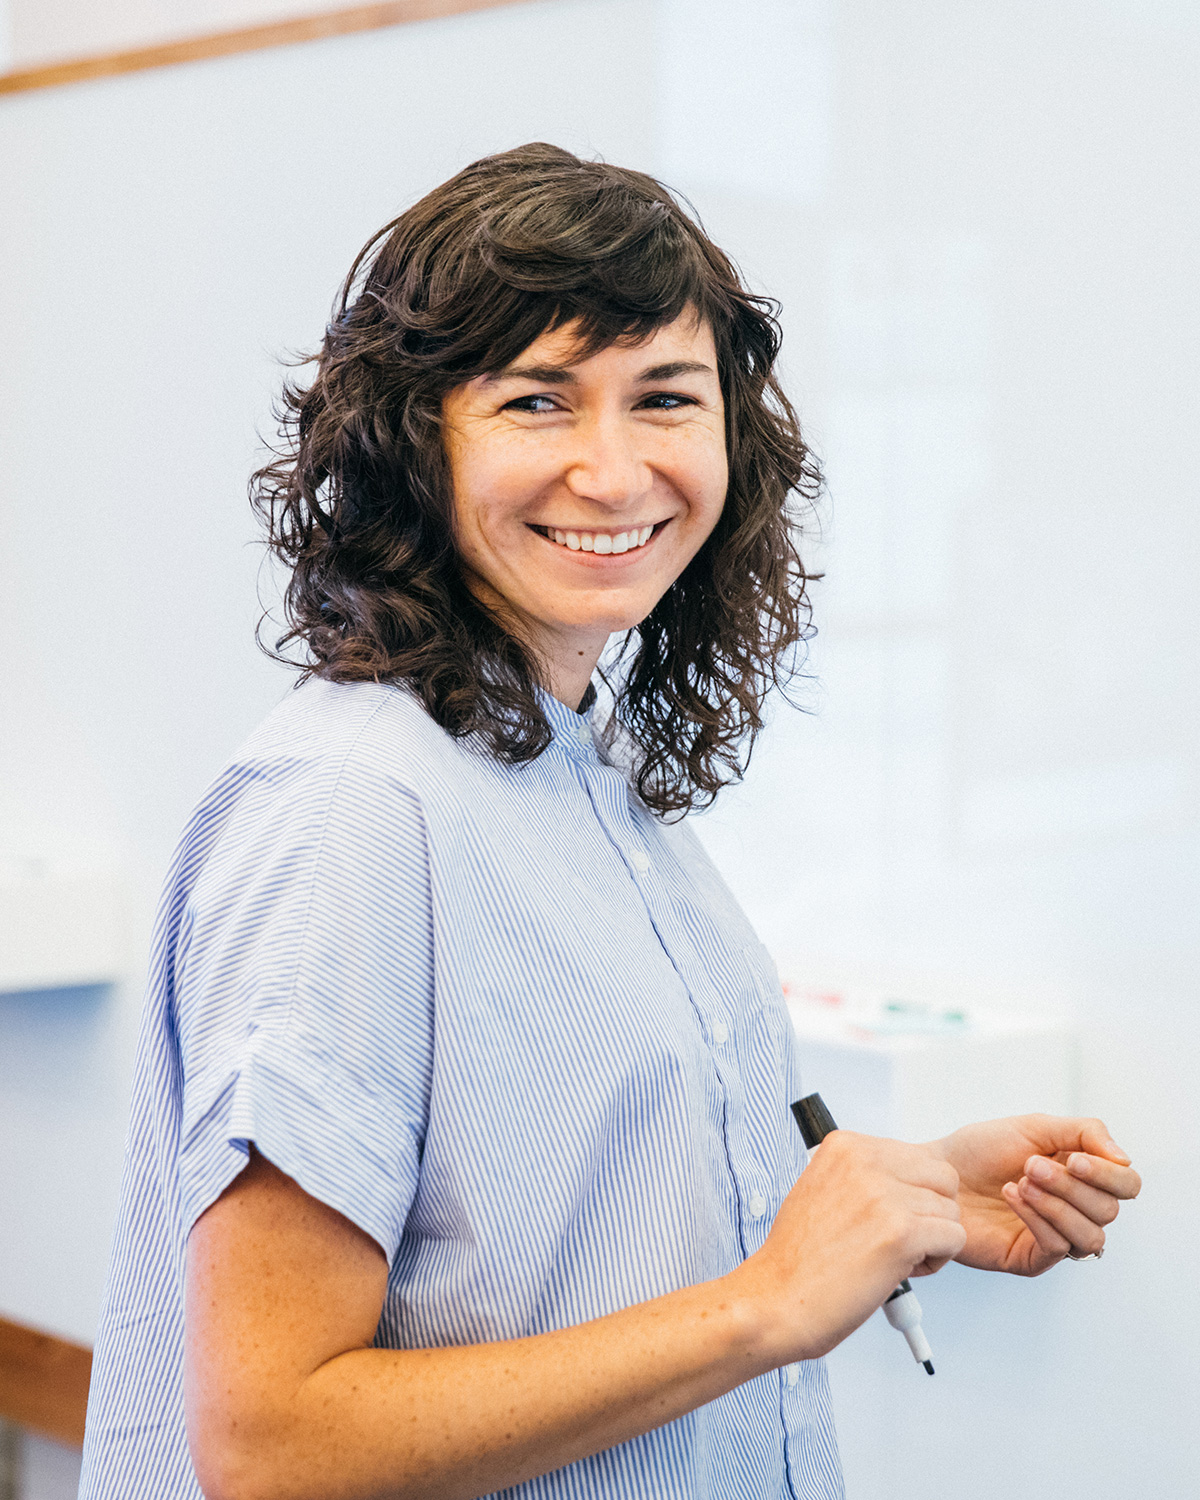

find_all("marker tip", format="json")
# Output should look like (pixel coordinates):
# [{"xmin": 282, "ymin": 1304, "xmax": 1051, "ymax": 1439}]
[{"xmin": 923, "ymin": 1360, "xmax": 934, "ymax": 1376}]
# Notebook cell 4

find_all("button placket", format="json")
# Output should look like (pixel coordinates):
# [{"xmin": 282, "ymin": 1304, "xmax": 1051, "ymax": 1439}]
[{"xmin": 577, "ymin": 780, "xmax": 756, "ymax": 1263}]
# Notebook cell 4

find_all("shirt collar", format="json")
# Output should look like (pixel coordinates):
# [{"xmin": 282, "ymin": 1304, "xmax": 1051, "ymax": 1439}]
[{"xmin": 538, "ymin": 683, "xmax": 597, "ymax": 758}]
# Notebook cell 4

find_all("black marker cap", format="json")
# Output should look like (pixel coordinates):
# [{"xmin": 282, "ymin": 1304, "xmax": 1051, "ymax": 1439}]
[{"xmin": 791, "ymin": 1093, "xmax": 839, "ymax": 1149}]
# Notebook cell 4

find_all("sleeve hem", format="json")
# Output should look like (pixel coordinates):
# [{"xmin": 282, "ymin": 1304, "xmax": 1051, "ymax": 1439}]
[{"xmin": 179, "ymin": 1043, "xmax": 419, "ymax": 1262}]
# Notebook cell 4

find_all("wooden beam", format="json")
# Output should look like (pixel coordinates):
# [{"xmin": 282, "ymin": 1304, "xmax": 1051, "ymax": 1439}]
[
  {"xmin": 0, "ymin": 1316, "xmax": 91, "ymax": 1448},
  {"xmin": 0, "ymin": 0, "xmax": 529, "ymax": 96}
]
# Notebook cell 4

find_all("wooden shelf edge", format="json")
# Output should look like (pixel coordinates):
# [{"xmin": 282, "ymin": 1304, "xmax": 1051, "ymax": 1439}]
[
  {"xmin": 0, "ymin": 0, "xmax": 527, "ymax": 96},
  {"xmin": 0, "ymin": 1316, "xmax": 92, "ymax": 1448}
]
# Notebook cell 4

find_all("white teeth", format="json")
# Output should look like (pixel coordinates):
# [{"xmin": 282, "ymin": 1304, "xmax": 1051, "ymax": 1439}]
[{"xmin": 543, "ymin": 524, "xmax": 658, "ymax": 552}]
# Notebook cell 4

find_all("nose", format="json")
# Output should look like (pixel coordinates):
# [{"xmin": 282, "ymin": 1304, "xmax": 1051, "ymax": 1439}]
[{"xmin": 563, "ymin": 412, "xmax": 652, "ymax": 509}]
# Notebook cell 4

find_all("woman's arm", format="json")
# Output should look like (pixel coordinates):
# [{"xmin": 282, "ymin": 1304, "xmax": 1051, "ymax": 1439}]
[{"xmin": 185, "ymin": 1135, "xmax": 965, "ymax": 1500}]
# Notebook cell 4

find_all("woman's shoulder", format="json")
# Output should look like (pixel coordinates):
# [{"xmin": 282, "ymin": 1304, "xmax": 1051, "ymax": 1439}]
[
  {"xmin": 171, "ymin": 679, "xmax": 465, "ymax": 888},
  {"xmin": 238, "ymin": 677, "xmax": 447, "ymax": 782},
  {"xmin": 162, "ymin": 682, "xmax": 444, "ymax": 990},
  {"xmin": 213, "ymin": 675, "xmax": 506, "ymax": 822}
]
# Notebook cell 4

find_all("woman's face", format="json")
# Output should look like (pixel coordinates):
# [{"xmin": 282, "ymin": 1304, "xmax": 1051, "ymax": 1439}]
[{"xmin": 442, "ymin": 311, "xmax": 728, "ymax": 696}]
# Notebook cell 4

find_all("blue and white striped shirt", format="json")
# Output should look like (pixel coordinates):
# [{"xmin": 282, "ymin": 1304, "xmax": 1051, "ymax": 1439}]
[{"xmin": 80, "ymin": 677, "xmax": 843, "ymax": 1499}]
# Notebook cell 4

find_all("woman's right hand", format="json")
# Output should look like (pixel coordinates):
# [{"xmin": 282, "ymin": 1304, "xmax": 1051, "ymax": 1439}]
[{"xmin": 729, "ymin": 1130, "xmax": 968, "ymax": 1368}]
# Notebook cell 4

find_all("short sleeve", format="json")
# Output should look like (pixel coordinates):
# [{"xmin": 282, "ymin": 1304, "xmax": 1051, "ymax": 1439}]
[{"xmin": 173, "ymin": 746, "xmax": 435, "ymax": 1261}]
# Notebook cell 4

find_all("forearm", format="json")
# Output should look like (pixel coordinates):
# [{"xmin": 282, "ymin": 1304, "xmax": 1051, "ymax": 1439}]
[
  {"xmin": 188, "ymin": 1138, "xmax": 972, "ymax": 1500},
  {"xmin": 194, "ymin": 1274, "xmax": 771, "ymax": 1500}
]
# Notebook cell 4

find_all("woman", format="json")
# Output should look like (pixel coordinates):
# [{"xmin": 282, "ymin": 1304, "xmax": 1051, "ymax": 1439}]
[{"xmin": 80, "ymin": 143, "xmax": 1139, "ymax": 1500}]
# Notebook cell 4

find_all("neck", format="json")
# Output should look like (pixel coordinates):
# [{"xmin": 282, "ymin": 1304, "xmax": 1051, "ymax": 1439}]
[
  {"xmin": 540, "ymin": 648, "xmax": 604, "ymax": 712},
  {"xmin": 460, "ymin": 572, "xmax": 608, "ymax": 711}
]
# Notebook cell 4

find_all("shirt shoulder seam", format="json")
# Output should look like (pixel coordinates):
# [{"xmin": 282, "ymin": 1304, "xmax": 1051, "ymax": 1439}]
[{"xmin": 277, "ymin": 690, "xmax": 423, "ymax": 1036}]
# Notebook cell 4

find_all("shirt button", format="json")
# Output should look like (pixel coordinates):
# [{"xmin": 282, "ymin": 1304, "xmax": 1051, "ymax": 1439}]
[
  {"xmin": 747, "ymin": 1192, "xmax": 767, "ymax": 1219},
  {"xmin": 786, "ymin": 1363, "xmax": 799, "ymax": 1388},
  {"xmin": 630, "ymin": 849, "xmax": 651, "ymax": 874},
  {"xmin": 576, "ymin": 722, "xmax": 591, "ymax": 746},
  {"xmin": 711, "ymin": 1020, "xmax": 729, "ymax": 1045}
]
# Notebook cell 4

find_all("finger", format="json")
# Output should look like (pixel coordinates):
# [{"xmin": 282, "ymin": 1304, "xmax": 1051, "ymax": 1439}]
[
  {"xmin": 1023, "ymin": 1156, "xmax": 1120, "ymax": 1225},
  {"xmin": 1016, "ymin": 1176, "xmax": 1107, "ymax": 1256},
  {"xmin": 909, "ymin": 1242, "xmax": 961, "ymax": 1277},
  {"xmin": 909, "ymin": 1184, "xmax": 963, "ymax": 1222},
  {"xmin": 1075, "ymin": 1119, "xmax": 1132, "ymax": 1166},
  {"xmin": 894, "ymin": 1145, "xmax": 961, "ymax": 1200},
  {"xmin": 912, "ymin": 1218, "xmax": 968, "ymax": 1270},
  {"xmin": 1065, "ymin": 1152, "xmax": 1142, "ymax": 1200},
  {"xmin": 1023, "ymin": 1114, "xmax": 1131, "ymax": 1166},
  {"xmin": 883, "ymin": 1187, "xmax": 966, "ymax": 1273},
  {"xmin": 909, "ymin": 1255, "xmax": 955, "ymax": 1278},
  {"xmin": 1001, "ymin": 1180, "xmax": 1071, "ymax": 1259},
  {"xmin": 830, "ymin": 1133, "xmax": 961, "ymax": 1198}
]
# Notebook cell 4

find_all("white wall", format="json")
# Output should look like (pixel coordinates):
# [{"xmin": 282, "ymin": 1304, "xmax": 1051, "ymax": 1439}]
[
  {"xmin": 677, "ymin": 4, "xmax": 1199, "ymax": 1494},
  {"xmin": 1, "ymin": 2, "xmax": 1196, "ymax": 1496}
]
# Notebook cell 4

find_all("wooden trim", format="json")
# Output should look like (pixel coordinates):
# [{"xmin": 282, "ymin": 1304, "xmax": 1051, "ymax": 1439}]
[
  {"xmin": 0, "ymin": 1316, "xmax": 91, "ymax": 1448},
  {"xmin": 0, "ymin": 0, "xmax": 528, "ymax": 96}
]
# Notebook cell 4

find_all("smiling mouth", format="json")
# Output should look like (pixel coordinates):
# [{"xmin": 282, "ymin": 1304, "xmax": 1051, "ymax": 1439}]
[{"xmin": 530, "ymin": 521, "xmax": 667, "ymax": 555}]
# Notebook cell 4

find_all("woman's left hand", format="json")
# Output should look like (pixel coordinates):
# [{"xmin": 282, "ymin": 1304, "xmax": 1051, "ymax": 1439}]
[{"xmin": 923, "ymin": 1115, "xmax": 1141, "ymax": 1277}]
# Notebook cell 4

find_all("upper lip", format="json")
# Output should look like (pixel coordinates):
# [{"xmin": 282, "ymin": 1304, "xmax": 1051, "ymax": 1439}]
[{"xmin": 532, "ymin": 521, "xmax": 666, "ymax": 534}]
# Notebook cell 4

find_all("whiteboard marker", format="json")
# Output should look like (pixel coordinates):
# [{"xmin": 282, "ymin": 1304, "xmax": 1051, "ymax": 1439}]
[{"xmin": 791, "ymin": 1092, "xmax": 937, "ymax": 1375}]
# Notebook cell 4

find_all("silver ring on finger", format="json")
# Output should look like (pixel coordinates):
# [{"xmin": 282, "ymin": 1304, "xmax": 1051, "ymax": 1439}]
[{"xmin": 1066, "ymin": 1246, "xmax": 1104, "ymax": 1261}]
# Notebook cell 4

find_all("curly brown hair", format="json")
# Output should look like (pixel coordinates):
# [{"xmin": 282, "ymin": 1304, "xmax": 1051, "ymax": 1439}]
[{"xmin": 251, "ymin": 142, "xmax": 820, "ymax": 817}]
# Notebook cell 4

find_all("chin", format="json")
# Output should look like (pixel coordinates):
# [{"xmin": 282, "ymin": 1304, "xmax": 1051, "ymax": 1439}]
[{"xmin": 569, "ymin": 611, "xmax": 648, "ymax": 636}]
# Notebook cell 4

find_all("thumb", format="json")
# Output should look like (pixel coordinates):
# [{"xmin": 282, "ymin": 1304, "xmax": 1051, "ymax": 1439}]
[{"xmin": 1024, "ymin": 1113, "xmax": 1131, "ymax": 1165}]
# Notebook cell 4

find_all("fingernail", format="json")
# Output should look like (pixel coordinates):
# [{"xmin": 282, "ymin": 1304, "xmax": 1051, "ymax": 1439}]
[
  {"xmin": 1027, "ymin": 1157, "xmax": 1054, "ymax": 1183},
  {"xmin": 1105, "ymin": 1139, "xmax": 1131, "ymax": 1163},
  {"xmin": 1068, "ymin": 1153, "xmax": 1089, "ymax": 1175}
]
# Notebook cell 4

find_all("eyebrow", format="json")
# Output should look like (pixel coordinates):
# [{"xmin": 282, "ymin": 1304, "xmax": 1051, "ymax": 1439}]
[{"xmin": 481, "ymin": 359, "xmax": 715, "ymax": 385}]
